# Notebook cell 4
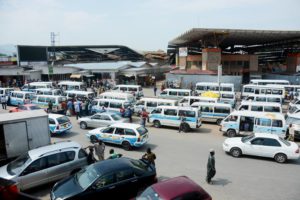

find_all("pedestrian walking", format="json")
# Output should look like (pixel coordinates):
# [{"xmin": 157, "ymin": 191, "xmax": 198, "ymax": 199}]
[
  {"xmin": 206, "ymin": 149, "xmax": 216, "ymax": 184},
  {"xmin": 48, "ymin": 100, "xmax": 53, "ymax": 113},
  {"xmin": 67, "ymin": 99, "xmax": 73, "ymax": 116},
  {"xmin": 178, "ymin": 112, "xmax": 186, "ymax": 133},
  {"xmin": 94, "ymin": 140, "xmax": 105, "ymax": 161},
  {"xmin": 85, "ymin": 99, "xmax": 90, "ymax": 116},
  {"xmin": 142, "ymin": 148, "xmax": 156, "ymax": 166},
  {"xmin": 81, "ymin": 100, "xmax": 86, "ymax": 116},
  {"xmin": 74, "ymin": 100, "xmax": 81, "ymax": 120},
  {"xmin": 141, "ymin": 109, "xmax": 149, "ymax": 127},
  {"xmin": 127, "ymin": 106, "xmax": 133, "ymax": 123},
  {"xmin": 1, "ymin": 95, "xmax": 7, "ymax": 110},
  {"xmin": 61, "ymin": 100, "xmax": 67, "ymax": 115},
  {"xmin": 87, "ymin": 147, "xmax": 96, "ymax": 165},
  {"xmin": 154, "ymin": 86, "xmax": 157, "ymax": 96}
]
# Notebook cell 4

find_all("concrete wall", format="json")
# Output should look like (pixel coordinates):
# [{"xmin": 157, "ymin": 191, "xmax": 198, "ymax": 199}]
[
  {"xmin": 262, "ymin": 74, "xmax": 300, "ymax": 85},
  {"xmin": 166, "ymin": 73, "xmax": 243, "ymax": 91}
]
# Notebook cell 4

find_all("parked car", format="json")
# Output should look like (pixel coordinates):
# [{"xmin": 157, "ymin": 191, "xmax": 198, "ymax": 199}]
[
  {"xmin": 9, "ymin": 104, "xmax": 43, "ymax": 113},
  {"xmin": 137, "ymin": 176, "xmax": 212, "ymax": 200},
  {"xmin": 86, "ymin": 123, "xmax": 149, "ymax": 150},
  {"xmin": 0, "ymin": 141, "xmax": 88, "ymax": 191},
  {"xmin": 49, "ymin": 114, "xmax": 72, "ymax": 135},
  {"xmin": 78, "ymin": 112, "xmax": 129, "ymax": 129},
  {"xmin": 223, "ymin": 133, "xmax": 300, "ymax": 163},
  {"xmin": 51, "ymin": 157, "xmax": 157, "ymax": 200}
]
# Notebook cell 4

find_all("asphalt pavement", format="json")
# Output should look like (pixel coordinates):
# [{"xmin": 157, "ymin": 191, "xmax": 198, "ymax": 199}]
[{"xmin": 0, "ymin": 88, "xmax": 300, "ymax": 200}]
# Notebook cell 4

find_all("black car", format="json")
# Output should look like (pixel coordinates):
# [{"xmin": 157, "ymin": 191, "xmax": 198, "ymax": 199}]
[{"xmin": 50, "ymin": 157, "xmax": 157, "ymax": 200}]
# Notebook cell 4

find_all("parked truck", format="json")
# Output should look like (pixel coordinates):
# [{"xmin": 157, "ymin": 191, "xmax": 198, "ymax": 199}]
[{"xmin": 0, "ymin": 110, "xmax": 51, "ymax": 162}]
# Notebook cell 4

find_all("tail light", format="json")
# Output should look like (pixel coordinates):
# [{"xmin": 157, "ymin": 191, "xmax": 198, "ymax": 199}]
[
  {"xmin": 296, "ymin": 148, "xmax": 299, "ymax": 154},
  {"xmin": 56, "ymin": 125, "xmax": 60, "ymax": 130}
]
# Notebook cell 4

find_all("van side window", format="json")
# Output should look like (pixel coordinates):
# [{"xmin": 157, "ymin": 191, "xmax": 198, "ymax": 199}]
[
  {"xmin": 152, "ymin": 108, "xmax": 162, "ymax": 114},
  {"xmin": 17, "ymin": 93, "xmax": 24, "ymax": 98},
  {"xmin": 179, "ymin": 110, "xmax": 195, "ymax": 117},
  {"xmin": 239, "ymin": 105, "xmax": 248, "ymax": 110},
  {"xmin": 164, "ymin": 109, "xmax": 177, "ymax": 116},
  {"xmin": 272, "ymin": 120, "xmax": 283, "ymax": 127},
  {"xmin": 256, "ymin": 97, "xmax": 266, "ymax": 102},
  {"xmin": 244, "ymin": 87, "xmax": 253, "ymax": 93},
  {"xmin": 201, "ymin": 106, "xmax": 213, "ymax": 113},
  {"xmin": 146, "ymin": 102, "xmax": 157, "ymax": 107},
  {"xmin": 247, "ymin": 96, "xmax": 254, "ymax": 101},
  {"xmin": 265, "ymin": 106, "xmax": 280, "ymax": 113},
  {"xmin": 214, "ymin": 107, "xmax": 231, "ymax": 114},
  {"xmin": 39, "ymin": 96, "xmax": 46, "ymax": 102},
  {"xmin": 120, "ymin": 87, "xmax": 127, "ymax": 91},
  {"xmin": 136, "ymin": 101, "xmax": 145, "ymax": 106},
  {"xmin": 169, "ymin": 91, "xmax": 177, "ymax": 96},
  {"xmin": 251, "ymin": 106, "xmax": 263, "ymax": 112},
  {"xmin": 110, "ymin": 102, "xmax": 122, "ymax": 109},
  {"xmin": 100, "ymin": 101, "xmax": 109, "ymax": 107},
  {"xmin": 256, "ymin": 118, "xmax": 271, "ymax": 126}
]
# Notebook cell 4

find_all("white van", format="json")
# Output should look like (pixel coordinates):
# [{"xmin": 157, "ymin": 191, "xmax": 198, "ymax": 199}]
[
  {"xmin": 112, "ymin": 85, "xmax": 143, "ymax": 98},
  {"xmin": 134, "ymin": 98, "xmax": 178, "ymax": 114},
  {"xmin": 91, "ymin": 99, "xmax": 132, "ymax": 115},
  {"xmin": 35, "ymin": 88, "xmax": 62, "ymax": 96},
  {"xmin": 31, "ymin": 95, "xmax": 67, "ymax": 114},
  {"xmin": 149, "ymin": 106, "xmax": 201, "ymax": 132},
  {"xmin": 195, "ymin": 82, "xmax": 234, "ymax": 94},
  {"xmin": 9, "ymin": 91, "xmax": 35, "ymax": 106},
  {"xmin": 58, "ymin": 81, "xmax": 86, "ymax": 91},
  {"xmin": 238, "ymin": 102, "xmax": 282, "ymax": 113},
  {"xmin": 64, "ymin": 91, "xmax": 95, "ymax": 99},
  {"xmin": 219, "ymin": 92, "xmax": 236, "ymax": 107},
  {"xmin": 191, "ymin": 102, "xmax": 232, "ymax": 125},
  {"xmin": 241, "ymin": 84, "xmax": 285, "ymax": 99},
  {"xmin": 243, "ymin": 94, "xmax": 283, "ymax": 104},
  {"xmin": 249, "ymin": 79, "xmax": 290, "ymax": 86},
  {"xmin": 179, "ymin": 96, "xmax": 218, "ymax": 107},
  {"xmin": 160, "ymin": 89, "xmax": 192, "ymax": 99},
  {"xmin": 220, "ymin": 111, "xmax": 287, "ymax": 137},
  {"xmin": 0, "ymin": 88, "xmax": 14, "ymax": 97},
  {"xmin": 22, "ymin": 82, "xmax": 52, "ymax": 92},
  {"xmin": 98, "ymin": 92, "xmax": 135, "ymax": 103}
]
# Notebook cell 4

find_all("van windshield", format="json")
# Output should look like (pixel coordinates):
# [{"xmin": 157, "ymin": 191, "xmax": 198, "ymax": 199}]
[{"xmin": 7, "ymin": 153, "xmax": 32, "ymax": 175}]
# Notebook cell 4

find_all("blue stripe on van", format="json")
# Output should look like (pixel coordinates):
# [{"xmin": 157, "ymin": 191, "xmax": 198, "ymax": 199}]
[{"xmin": 150, "ymin": 114, "xmax": 197, "ymax": 122}]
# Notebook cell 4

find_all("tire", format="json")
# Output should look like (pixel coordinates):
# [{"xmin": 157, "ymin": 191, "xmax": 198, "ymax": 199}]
[
  {"xmin": 182, "ymin": 123, "xmax": 190, "ymax": 133},
  {"xmin": 122, "ymin": 141, "xmax": 131, "ymax": 151},
  {"xmin": 216, "ymin": 119, "xmax": 222, "ymax": 125},
  {"xmin": 274, "ymin": 153, "xmax": 287, "ymax": 163},
  {"xmin": 227, "ymin": 129, "xmax": 236, "ymax": 137},
  {"xmin": 90, "ymin": 135, "xmax": 98, "ymax": 144},
  {"xmin": 80, "ymin": 122, "xmax": 88, "ymax": 129},
  {"xmin": 230, "ymin": 147, "xmax": 242, "ymax": 157},
  {"xmin": 153, "ymin": 120, "xmax": 161, "ymax": 128}
]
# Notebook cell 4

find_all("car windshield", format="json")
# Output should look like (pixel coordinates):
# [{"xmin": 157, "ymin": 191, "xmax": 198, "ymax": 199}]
[
  {"xmin": 279, "ymin": 137, "xmax": 291, "ymax": 146},
  {"xmin": 76, "ymin": 165, "xmax": 100, "ymax": 190},
  {"xmin": 111, "ymin": 114, "xmax": 121, "ymax": 121},
  {"xmin": 57, "ymin": 116, "xmax": 69, "ymax": 124},
  {"xmin": 241, "ymin": 134, "xmax": 255, "ymax": 143},
  {"xmin": 137, "ymin": 126, "xmax": 148, "ymax": 136},
  {"xmin": 29, "ymin": 105, "xmax": 41, "ymax": 110},
  {"xmin": 7, "ymin": 153, "xmax": 32, "ymax": 175},
  {"xmin": 137, "ymin": 186, "xmax": 162, "ymax": 200}
]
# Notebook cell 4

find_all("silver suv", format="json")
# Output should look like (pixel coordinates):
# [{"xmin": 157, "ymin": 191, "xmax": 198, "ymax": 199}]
[{"xmin": 0, "ymin": 141, "xmax": 88, "ymax": 190}]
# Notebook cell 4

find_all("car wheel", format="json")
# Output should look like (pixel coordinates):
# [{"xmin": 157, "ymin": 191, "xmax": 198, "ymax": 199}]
[
  {"xmin": 153, "ymin": 120, "xmax": 161, "ymax": 128},
  {"xmin": 182, "ymin": 123, "xmax": 190, "ymax": 133},
  {"xmin": 216, "ymin": 119, "xmax": 222, "ymax": 125},
  {"xmin": 90, "ymin": 135, "xmax": 98, "ymax": 143},
  {"xmin": 80, "ymin": 122, "xmax": 87, "ymax": 129},
  {"xmin": 227, "ymin": 129, "xmax": 236, "ymax": 137},
  {"xmin": 122, "ymin": 141, "xmax": 131, "ymax": 151},
  {"xmin": 230, "ymin": 147, "xmax": 242, "ymax": 157},
  {"xmin": 274, "ymin": 153, "xmax": 287, "ymax": 163}
]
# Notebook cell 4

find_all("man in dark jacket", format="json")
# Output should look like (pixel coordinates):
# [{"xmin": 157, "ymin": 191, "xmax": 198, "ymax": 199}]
[{"xmin": 206, "ymin": 149, "xmax": 216, "ymax": 184}]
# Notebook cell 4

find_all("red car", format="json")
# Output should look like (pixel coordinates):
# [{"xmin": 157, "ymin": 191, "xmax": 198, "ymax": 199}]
[
  {"xmin": 137, "ymin": 176, "xmax": 212, "ymax": 200},
  {"xmin": 9, "ymin": 104, "xmax": 43, "ymax": 113}
]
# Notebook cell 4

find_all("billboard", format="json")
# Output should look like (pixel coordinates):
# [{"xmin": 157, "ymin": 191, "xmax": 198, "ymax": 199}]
[{"xmin": 18, "ymin": 46, "xmax": 48, "ymax": 62}]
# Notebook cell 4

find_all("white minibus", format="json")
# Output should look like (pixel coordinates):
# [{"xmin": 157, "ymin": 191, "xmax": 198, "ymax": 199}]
[
  {"xmin": 179, "ymin": 96, "xmax": 218, "ymax": 107},
  {"xmin": 191, "ymin": 102, "xmax": 232, "ymax": 125},
  {"xmin": 31, "ymin": 95, "xmax": 67, "ymax": 114},
  {"xmin": 134, "ymin": 98, "xmax": 178, "ymax": 114},
  {"xmin": 112, "ymin": 85, "xmax": 143, "ymax": 98},
  {"xmin": 9, "ymin": 91, "xmax": 35, "ymax": 106},
  {"xmin": 243, "ymin": 94, "xmax": 283, "ymax": 104},
  {"xmin": 98, "ymin": 92, "xmax": 135, "ymax": 103},
  {"xmin": 220, "ymin": 111, "xmax": 286, "ymax": 137},
  {"xmin": 22, "ymin": 82, "xmax": 52, "ymax": 92},
  {"xmin": 249, "ymin": 79, "xmax": 290, "ymax": 85},
  {"xmin": 195, "ymin": 82, "xmax": 234, "ymax": 94},
  {"xmin": 160, "ymin": 89, "xmax": 192, "ymax": 99},
  {"xmin": 241, "ymin": 84, "xmax": 285, "ymax": 99},
  {"xmin": 149, "ymin": 106, "xmax": 201, "ymax": 132},
  {"xmin": 238, "ymin": 102, "xmax": 282, "ymax": 113},
  {"xmin": 218, "ymin": 92, "xmax": 236, "ymax": 107},
  {"xmin": 58, "ymin": 81, "xmax": 86, "ymax": 91},
  {"xmin": 0, "ymin": 88, "xmax": 14, "ymax": 96},
  {"xmin": 35, "ymin": 88, "xmax": 62, "ymax": 96},
  {"xmin": 64, "ymin": 91, "xmax": 95, "ymax": 99},
  {"xmin": 91, "ymin": 99, "xmax": 132, "ymax": 114}
]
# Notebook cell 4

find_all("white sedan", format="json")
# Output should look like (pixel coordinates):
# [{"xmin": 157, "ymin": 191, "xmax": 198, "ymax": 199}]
[{"xmin": 223, "ymin": 133, "xmax": 300, "ymax": 163}]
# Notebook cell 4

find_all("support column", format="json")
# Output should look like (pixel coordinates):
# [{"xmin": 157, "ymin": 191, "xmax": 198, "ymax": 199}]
[{"xmin": 202, "ymin": 48, "xmax": 221, "ymax": 71}]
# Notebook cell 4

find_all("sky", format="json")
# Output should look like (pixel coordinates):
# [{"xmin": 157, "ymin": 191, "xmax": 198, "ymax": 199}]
[{"xmin": 0, "ymin": 0, "xmax": 300, "ymax": 51}]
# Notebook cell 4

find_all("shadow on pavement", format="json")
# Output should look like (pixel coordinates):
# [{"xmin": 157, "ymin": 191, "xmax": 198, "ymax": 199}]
[
  {"xmin": 52, "ymin": 130, "xmax": 80, "ymax": 138},
  {"xmin": 212, "ymin": 178, "xmax": 231, "ymax": 186}
]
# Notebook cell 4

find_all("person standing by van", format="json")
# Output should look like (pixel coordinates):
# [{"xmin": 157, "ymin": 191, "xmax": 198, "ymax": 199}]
[
  {"xmin": 141, "ymin": 109, "xmax": 149, "ymax": 127},
  {"xmin": 74, "ymin": 99, "xmax": 81, "ymax": 120},
  {"xmin": 67, "ymin": 99, "xmax": 73, "ymax": 116},
  {"xmin": 178, "ymin": 113, "xmax": 186, "ymax": 133},
  {"xmin": 94, "ymin": 140, "xmax": 105, "ymax": 161},
  {"xmin": 1, "ymin": 95, "xmax": 7, "ymax": 110},
  {"xmin": 48, "ymin": 100, "xmax": 53, "ymax": 113}
]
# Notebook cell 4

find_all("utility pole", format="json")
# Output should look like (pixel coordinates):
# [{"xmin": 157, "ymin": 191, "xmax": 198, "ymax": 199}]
[
  {"xmin": 218, "ymin": 65, "xmax": 222, "ymax": 97},
  {"xmin": 49, "ymin": 32, "xmax": 59, "ymax": 81}
]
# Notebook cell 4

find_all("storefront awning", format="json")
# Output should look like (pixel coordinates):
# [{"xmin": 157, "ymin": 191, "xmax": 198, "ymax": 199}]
[{"xmin": 70, "ymin": 74, "xmax": 82, "ymax": 78}]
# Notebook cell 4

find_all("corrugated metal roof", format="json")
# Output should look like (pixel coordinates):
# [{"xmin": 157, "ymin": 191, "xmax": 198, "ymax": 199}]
[
  {"xmin": 64, "ymin": 61, "xmax": 131, "ymax": 70},
  {"xmin": 0, "ymin": 110, "xmax": 48, "ymax": 123}
]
